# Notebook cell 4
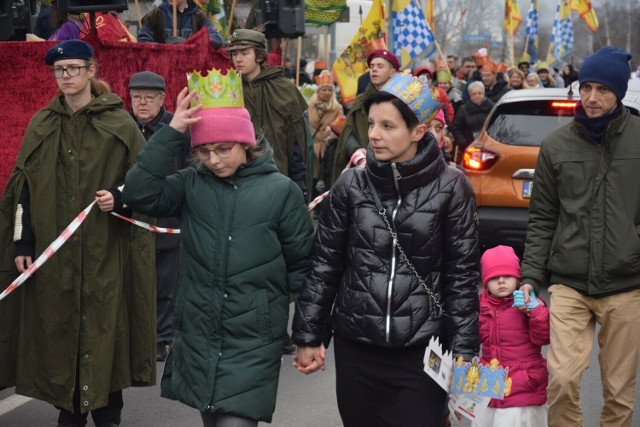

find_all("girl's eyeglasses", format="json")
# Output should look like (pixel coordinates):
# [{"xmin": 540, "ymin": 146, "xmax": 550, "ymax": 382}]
[{"xmin": 193, "ymin": 145, "xmax": 233, "ymax": 159}]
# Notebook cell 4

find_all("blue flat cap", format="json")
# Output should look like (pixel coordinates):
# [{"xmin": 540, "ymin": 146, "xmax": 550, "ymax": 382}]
[{"xmin": 45, "ymin": 40, "xmax": 94, "ymax": 65}]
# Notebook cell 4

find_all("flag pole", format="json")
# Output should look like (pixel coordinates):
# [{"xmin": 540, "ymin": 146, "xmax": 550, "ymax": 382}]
[
  {"xmin": 434, "ymin": 39, "xmax": 450, "ymax": 72},
  {"xmin": 172, "ymin": 1, "xmax": 177, "ymax": 37},
  {"xmin": 510, "ymin": 11, "xmax": 515, "ymax": 66},
  {"xmin": 134, "ymin": 0, "xmax": 142, "ymax": 28},
  {"xmin": 227, "ymin": 0, "xmax": 238, "ymax": 36},
  {"xmin": 508, "ymin": 7, "xmax": 514, "ymax": 66},
  {"xmin": 296, "ymin": 36, "xmax": 302, "ymax": 86},
  {"xmin": 323, "ymin": 26, "xmax": 329, "ymax": 68}
]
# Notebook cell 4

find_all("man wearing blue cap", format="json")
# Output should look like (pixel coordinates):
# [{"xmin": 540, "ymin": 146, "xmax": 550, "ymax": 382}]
[
  {"xmin": 0, "ymin": 40, "xmax": 155, "ymax": 427},
  {"xmin": 520, "ymin": 46, "xmax": 640, "ymax": 427}
]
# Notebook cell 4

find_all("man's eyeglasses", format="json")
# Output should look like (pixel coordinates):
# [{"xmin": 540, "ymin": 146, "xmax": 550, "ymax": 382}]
[
  {"xmin": 131, "ymin": 93, "xmax": 163, "ymax": 103},
  {"xmin": 193, "ymin": 145, "xmax": 234, "ymax": 159},
  {"xmin": 50, "ymin": 65, "xmax": 89, "ymax": 78}
]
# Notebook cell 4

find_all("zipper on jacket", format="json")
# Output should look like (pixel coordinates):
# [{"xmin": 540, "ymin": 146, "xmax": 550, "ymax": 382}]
[{"xmin": 385, "ymin": 163, "xmax": 403, "ymax": 343}]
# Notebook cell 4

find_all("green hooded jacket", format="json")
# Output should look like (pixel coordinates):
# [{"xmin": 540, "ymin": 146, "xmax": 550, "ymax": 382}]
[
  {"xmin": 122, "ymin": 125, "xmax": 314, "ymax": 422},
  {"xmin": 331, "ymin": 83, "xmax": 376, "ymax": 184},
  {"xmin": 241, "ymin": 66, "xmax": 309, "ymax": 181},
  {"xmin": 0, "ymin": 94, "xmax": 156, "ymax": 412}
]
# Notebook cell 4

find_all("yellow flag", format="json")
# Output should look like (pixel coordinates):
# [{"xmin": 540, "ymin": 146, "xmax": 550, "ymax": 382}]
[
  {"xmin": 331, "ymin": 0, "xmax": 386, "ymax": 107},
  {"xmin": 504, "ymin": 0, "xmax": 522, "ymax": 36},
  {"xmin": 425, "ymin": 0, "xmax": 434, "ymax": 30},
  {"xmin": 570, "ymin": 0, "xmax": 599, "ymax": 32}
]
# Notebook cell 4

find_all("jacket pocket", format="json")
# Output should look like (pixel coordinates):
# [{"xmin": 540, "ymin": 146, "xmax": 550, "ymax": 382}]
[{"xmin": 254, "ymin": 290, "xmax": 274, "ymax": 345}]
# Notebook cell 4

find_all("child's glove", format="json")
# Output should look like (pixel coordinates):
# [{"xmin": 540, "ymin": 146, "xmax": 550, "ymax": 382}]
[{"xmin": 512, "ymin": 289, "xmax": 540, "ymax": 309}]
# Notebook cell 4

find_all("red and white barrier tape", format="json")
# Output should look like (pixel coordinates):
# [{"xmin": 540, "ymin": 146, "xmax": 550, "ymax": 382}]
[
  {"xmin": 110, "ymin": 212, "xmax": 180, "ymax": 234},
  {"xmin": 0, "ymin": 202, "xmax": 179, "ymax": 302},
  {"xmin": 307, "ymin": 149, "xmax": 367, "ymax": 211}
]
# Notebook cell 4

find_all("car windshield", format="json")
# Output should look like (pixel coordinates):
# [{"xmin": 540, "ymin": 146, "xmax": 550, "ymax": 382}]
[{"xmin": 486, "ymin": 100, "xmax": 575, "ymax": 147}]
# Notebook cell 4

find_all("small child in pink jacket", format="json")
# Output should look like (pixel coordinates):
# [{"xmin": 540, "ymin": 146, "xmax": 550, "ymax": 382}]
[{"xmin": 473, "ymin": 245, "xmax": 550, "ymax": 427}]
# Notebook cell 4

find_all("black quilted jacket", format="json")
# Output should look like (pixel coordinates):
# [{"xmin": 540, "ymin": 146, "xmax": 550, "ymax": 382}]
[{"xmin": 293, "ymin": 136, "xmax": 480, "ymax": 358}]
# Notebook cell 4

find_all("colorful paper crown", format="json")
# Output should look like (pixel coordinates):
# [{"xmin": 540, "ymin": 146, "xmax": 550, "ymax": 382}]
[
  {"xmin": 187, "ymin": 69, "xmax": 244, "ymax": 109},
  {"xmin": 315, "ymin": 70, "xmax": 334, "ymax": 87},
  {"xmin": 380, "ymin": 71, "xmax": 441, "ymax": 124},
  {"xmin": 451, "ymin": 356, "xmax": 512, "ymax": 399}
]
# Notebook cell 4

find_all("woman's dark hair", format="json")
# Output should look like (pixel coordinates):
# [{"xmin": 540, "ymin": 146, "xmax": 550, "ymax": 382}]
[{"xmin": 364, "ymin": 91, "xmax": 420, "ymax": 130}]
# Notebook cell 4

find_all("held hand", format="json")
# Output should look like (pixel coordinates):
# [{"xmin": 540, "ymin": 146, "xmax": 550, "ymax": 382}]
[
  {"xmin": 351, "ymin": 148, "xmax": 367, "ymax": 167},
  {"xmin": 525, "ymin": 290, "xmax": 540, "ymax": 310},
  {"xmin": 15, "ymin": 256, "xmax": 33, "ymax": 273},
  {"xmin": 292, "ymin": 345, "xmax": 326, "ymax": 375},
  {"xmin": 95, "ymin": 190, "xmax": 114, "ymax": 212},
  {"xmin": 169, "ymin": 87, "xmax": 203, "ymax": 134},
  {"xmin": 515, "ymin": 283, "xmax": 535, "ymax": 313}
]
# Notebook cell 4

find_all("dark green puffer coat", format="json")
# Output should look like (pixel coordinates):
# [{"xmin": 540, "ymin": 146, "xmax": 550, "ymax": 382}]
[{"xmin": 122, "ymin": 125, "xmax": 314, "ymax": 422}]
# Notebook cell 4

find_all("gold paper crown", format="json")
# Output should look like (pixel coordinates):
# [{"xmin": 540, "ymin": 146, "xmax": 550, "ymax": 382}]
[
  {"xmin": 380, "ymin": 70, "xmax": 440, "ymax": 124},
  {"xmin": 187, "ymin": 69, "xmax": 244, "ymax": 109}
]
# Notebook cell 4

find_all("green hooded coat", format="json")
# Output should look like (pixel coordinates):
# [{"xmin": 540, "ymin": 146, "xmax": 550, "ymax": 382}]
[
  {"xmin": 0, "ymin": 94, "xmax": 156, "ymax": 412},
  {"xmin": 242, "ymin": 66, "xmax": 309, "ymax": 178},
  {"xmin": 121, "ymin": 125, "xmax": 314, "ymax": 422},
  {"xmin": 331, "ymin": 83, "xmax": 376, "ymax": 184}
]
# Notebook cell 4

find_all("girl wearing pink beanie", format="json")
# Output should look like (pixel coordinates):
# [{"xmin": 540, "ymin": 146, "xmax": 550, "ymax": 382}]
[
  {"xmin": 475, "ymin": 245, "xmax": 550, "ymax": 427},
  {"xmin": 122, "ymin": 86, "xmax": 315, "ymax": 425},
  {"xmin": 429, "ymin": 109, "xmax": 454, "ymax": 163}
]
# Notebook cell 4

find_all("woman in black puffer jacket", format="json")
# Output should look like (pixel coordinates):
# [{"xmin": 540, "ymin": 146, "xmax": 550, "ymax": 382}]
[{"xmin": 292, "ymin": 75, "xmax": 480, "ymax": 427}]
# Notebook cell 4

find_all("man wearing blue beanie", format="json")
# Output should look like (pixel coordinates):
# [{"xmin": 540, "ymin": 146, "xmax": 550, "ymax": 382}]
[{"xmin": 520, "ymin": 46, "xmax": 640, "ymax": 427}]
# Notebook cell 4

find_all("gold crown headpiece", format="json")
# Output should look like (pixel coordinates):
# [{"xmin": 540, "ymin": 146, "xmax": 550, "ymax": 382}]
[
  {"xmin": 380, "ymin": 70, "xmax": 440, "ymax": 124},
  {"xmin": 187, "ymin": 69, "xmax": 244, "ymax": 109}
]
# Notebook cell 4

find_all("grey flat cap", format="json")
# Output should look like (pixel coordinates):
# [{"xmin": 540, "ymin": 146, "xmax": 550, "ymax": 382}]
[{"xmin": 129, "ymin": 71, "xmax": 165, "ymax": 90}]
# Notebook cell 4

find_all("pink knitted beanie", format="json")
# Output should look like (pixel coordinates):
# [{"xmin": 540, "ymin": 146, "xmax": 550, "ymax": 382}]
[
  {"xmin": 190, "ymin": 107, "xmax": 256, "ymax": 147},
  {"xmin": 433, "ymin": 109, "xmax": 446, "ymax": 125},
  {"xmin": 480, "ymin": 245, "xmax": 521, "ymax": 287}
]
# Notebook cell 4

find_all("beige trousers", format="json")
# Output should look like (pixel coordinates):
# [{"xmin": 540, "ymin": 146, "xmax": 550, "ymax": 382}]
[{"xmin": 547, "ymin": 285, "xmax": 640, "ymax": 427}]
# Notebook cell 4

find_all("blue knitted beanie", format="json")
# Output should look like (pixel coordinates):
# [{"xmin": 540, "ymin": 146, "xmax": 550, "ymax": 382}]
[{"xmin": 579, "ymin": 46, "xmax": 631, "ymax": 101}]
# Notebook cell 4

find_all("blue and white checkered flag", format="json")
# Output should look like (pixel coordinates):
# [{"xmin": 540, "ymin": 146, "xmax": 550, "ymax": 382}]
[
  {"xmin": 524, "ymin": 0, "xmax": 539, "ymax": 62},
  {"xmin": 392, "ymin": 0, "xmax": 436, "ymax": 68},
  {"xmin": 548, "ymin": 0, "xmax": 573, "ymax": 64}
]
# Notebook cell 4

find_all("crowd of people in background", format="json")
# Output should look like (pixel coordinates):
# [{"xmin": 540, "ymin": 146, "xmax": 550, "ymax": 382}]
[{"xmin": 4, "ymin": 10, "xmax": 640, "ymax": 427}]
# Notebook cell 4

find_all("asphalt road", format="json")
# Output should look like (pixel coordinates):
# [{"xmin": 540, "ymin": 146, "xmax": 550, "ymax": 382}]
[{"xmin": 1, "ymin": 288, "xmax": 639, "ymax": 426}]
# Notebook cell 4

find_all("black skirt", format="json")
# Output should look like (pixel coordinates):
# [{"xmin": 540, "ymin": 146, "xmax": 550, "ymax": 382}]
[{"xmin": 334, "ymin": 335, "xmax": 446, "ymax": 427}]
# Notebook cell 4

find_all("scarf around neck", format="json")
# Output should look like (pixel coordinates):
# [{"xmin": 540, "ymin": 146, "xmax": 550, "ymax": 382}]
[{"xmin": 574, "ymin": 101, "xmax": 623, "ymax": 143}]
